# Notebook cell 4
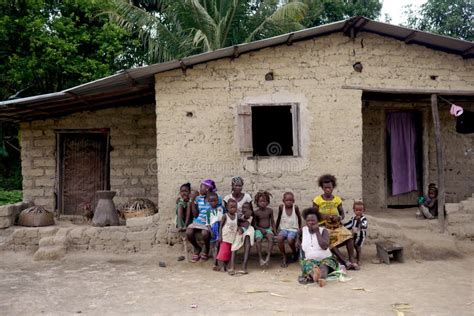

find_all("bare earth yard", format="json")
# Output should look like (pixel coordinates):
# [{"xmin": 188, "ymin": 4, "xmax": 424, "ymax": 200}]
[{"xmin": 1, "ymin": 244, "xmax": 473, "ymax": 316}]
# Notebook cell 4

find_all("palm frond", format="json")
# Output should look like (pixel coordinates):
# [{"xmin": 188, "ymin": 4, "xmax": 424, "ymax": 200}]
[{"xmin": 245, "ymin": 1, "xmax": 308, "ymax": 42}]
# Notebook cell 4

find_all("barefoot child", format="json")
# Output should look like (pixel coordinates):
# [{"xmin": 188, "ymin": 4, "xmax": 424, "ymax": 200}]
[
  {"xmin": 253, "ymin": 191, "xmax": 276, "ymax": 267},
  {"xmin": 276, "ymin": 192, "xmax": 302, "ymax": 267},
  {"xmin": 299, "ymin": 208, "xmax": 340, "ymax": 287},
  {"xmin": 313, "ymin": 174, "xmax": 359, "ymax": 270},
  {"xmin": 230, "ymin": 202, "xmax": 255, "ymax": 274},
  {"xmin": 416, "ymin": 185, "xmax": 438, "ymax": 219},
  {"xmin": 216, "ymin": 199, "xmax": 238, "ymax": 273},
  {"xmin": 343, "ymin": 201, "xmax": 368, "ymax": 265},
  {"xmin": 175, "ymin": 183, "xmax": 191, "ymax": 231},
  {"xmin": 206, "ymin": 192, "xmax": 225, "ymax": 268},
  {"xmin": 186, "ymin": 179, "xmax": 222, "ymax": 262}
]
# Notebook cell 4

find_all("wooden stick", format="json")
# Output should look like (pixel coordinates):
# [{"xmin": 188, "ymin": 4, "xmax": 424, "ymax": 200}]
[
  {"xmin": 342, "ymin": 85, "xmax": 474, "ymax": 96},
  {"xmin": 430, "ymin": 94, "xmax": 446, "ymax": 232}
]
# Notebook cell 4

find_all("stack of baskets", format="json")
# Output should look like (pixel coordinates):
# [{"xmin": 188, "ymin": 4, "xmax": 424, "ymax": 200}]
[{"xmin": 119, "ymin": 198, "xmax": 157, "ymax": 220}]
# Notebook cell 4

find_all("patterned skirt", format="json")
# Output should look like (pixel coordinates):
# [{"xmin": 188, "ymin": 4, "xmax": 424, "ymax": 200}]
[
  {"xmin": 300, "ymin": 256, "xmax": 339, "ymax": 277},
  {"xmin": 327, "ymin": 226, "xmax": 353, "ymax": 248}
]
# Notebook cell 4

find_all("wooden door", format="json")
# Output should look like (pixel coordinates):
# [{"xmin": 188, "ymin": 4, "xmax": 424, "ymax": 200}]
[{"xmin": 58, "ymin": 131, "xmax": 109, "ymax": 215}]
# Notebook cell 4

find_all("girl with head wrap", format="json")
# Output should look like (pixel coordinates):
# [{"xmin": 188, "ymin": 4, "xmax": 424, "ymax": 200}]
[
  {"xmin": 223, "ymin": 176, "xmax": 252, "ymax": 218},
  {"xmin": 186, "ymin": 179, "xmax": 223, "ymax": 263}
]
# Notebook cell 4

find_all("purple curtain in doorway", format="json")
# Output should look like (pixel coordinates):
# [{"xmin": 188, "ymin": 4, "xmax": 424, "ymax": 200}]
[{"xmin": 386, "ymin": 113, "xmax": 417, "ymax": 196}]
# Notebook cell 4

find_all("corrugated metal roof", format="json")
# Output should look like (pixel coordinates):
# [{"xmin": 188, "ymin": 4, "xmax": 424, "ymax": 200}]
[{"xmin": 1, "ymin": 16, "xmax": 473, "ymax": 122}]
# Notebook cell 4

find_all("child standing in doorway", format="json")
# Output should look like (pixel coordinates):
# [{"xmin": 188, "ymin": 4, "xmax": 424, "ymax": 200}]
[
  {"xmin": 344, "ymin": 201, "xmax": 368, "ymax": 266},
  {"xmin": 276, "ymin": 192, "xmax": 302, "ymax": 267},
  {"xmin": 253, "ymin": 191, "xmax": 276, "ymax": 267}
]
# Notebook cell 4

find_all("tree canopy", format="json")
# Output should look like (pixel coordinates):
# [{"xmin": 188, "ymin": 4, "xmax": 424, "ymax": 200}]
[
  {"xmin": 404, "ymin": 0, "xmax": 473, "ymax": 41},
  {"xmin": 0, "ymin": 0, "xmax": 144, "ymax": 100}
]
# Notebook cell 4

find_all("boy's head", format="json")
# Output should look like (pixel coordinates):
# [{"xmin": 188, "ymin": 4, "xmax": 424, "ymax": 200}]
[
  {"xmin": 255, "ymin": 190, "xmax": 272, "ymax": 209},
  {"xmin": 318, "ymin": 174, "xmax": 337, "ymax": 195},
  {"xmin": 282, "ymin": 192, "xmax": 295, "ymax": 208},
  {"xmin": 242, "ymin": 202, "xmax": 253, "ymax": 218},
  {"xmin": 302, "ymin": 207, "xmax": 320, "ymax": 229},
  {"xmin": 207, "ymin": 192, "xmax": 219, "ymax": 208},
  {"xmin": 179, "ymin": 183, "xmax": 191, "ymax": 199},
  {"xmin": 227, "ymin": 199, "xmax": 237, "ymax": 215},
  {"xmin": 353, "ymin": 200, "xmax": 365, "ymax": 217}
]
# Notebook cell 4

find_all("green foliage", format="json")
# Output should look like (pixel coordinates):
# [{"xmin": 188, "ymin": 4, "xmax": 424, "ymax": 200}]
[
  {"xmin": 0, "ymin": 190, "xmax": 22, "ymax": 206},
  {"xmin": 0, "ymin": 0, "xmax": 146, "ymax": 100},
  {"xmin": 301, "ymin": 0, "xmax": 382, "ymax": 28},
  {"xmin": 108, "ymin": 0, "xmax": 309, "ymax": 63},
  {"xmin": 403, "ymin": 0, "xmax": 473, "ymax": 41}
]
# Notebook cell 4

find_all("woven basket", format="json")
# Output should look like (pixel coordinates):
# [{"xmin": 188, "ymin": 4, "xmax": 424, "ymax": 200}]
[
  {"xmin": 119, "ymin": 199, "xmax": 157, "ymax": 219},
  {"xmin": 18, "ymin": 206, "xmax": 55, "ymax": 227}
]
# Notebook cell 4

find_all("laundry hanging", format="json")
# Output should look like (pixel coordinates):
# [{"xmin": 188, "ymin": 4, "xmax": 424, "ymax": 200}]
[
  {"xmin": 450, "ymin": 104, "xmax": 474, "ymax": 134},
  {"xmin": 386, "ymin": 113, "xmax": 418, "ymax": 196}
]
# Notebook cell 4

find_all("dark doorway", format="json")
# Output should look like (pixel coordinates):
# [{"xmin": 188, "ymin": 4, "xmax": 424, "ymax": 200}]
[
  {"xmin": 57, "ymin": 130, "xmax": 110, "ymax": 215},
  {"xmin": 251, "ymin": 106, "xmax": 293, "ymax": 156}
]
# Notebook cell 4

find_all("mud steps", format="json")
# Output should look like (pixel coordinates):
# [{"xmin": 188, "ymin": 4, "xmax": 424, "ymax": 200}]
[
  {"xmin": 446, "ymin": 193, "xmax": 474, "ymax": 241},
  {"xmin": 33, "ymin": 228, "xmax": 70, "ymax": 261}
]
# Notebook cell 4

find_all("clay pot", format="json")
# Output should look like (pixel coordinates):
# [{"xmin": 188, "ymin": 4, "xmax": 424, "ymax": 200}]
[{"xmin": 92, "ymin": 191, "xmax": 119, "ymax": 227}]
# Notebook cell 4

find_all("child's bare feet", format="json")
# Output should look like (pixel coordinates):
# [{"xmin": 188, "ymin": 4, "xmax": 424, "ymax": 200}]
[
  {"xmin": 212, "ymin": 266, "xmax": 221, "ymax": 272},
  {"xmin": 318, "ymin": 278, "xmax": 326, "ymax": 287},
  {"xmin": 259, "ymin": 258, "xmax": 266, "ymax": 266},
  {"xmin": 228, "ymin": 270, "xmax": 235, "ymax": 276},
  {"xmin": 280, "ymin": 261, "xmax": 288, "ymax": 268}
]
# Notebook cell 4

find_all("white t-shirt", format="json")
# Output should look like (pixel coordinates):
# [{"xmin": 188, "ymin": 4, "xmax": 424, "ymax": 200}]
[
  {"xmin": 223, "ymin": 192, "xmax": 252, "ymax": 215},
  {"xmin": 302, "ymin": 226, "xmax": 332, "ymax": 260}
]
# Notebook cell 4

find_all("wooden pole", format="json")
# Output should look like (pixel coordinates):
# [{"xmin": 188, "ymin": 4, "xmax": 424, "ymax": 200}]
[{"xmin": 430, "ymin": 94, "xmax": 445, "ymax": 232}]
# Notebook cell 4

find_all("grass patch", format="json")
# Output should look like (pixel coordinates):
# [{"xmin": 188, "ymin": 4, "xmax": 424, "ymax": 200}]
[{"xmin": 0, "ymin": 190, "xmax": 22, "ymax": 206}]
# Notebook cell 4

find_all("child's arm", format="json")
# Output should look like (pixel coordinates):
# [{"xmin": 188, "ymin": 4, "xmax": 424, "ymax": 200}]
[
  {"xmin": 337, "ymin": 203, "xmax": 345, "ymax": 221},
  {"xmin": 359, "ymin": 217, "xmax": 368, "ymax": 230},
  {"xmin": 219, "ymin": 215, "xmax": 226, "ymax": 243},
  {"xmin": 315, "ymin": 228, "xmax": 330, "ymax": 250},
  {"xmin": 424, "ymin": 197, "xmax": 436, "ymax": 208},
  {"xmin": 275, "ymin": 205, "xmax": 283, "ymax": 232},
  {"xmin": 270, "ymin": 209, "xmax": 276, "ymax": 233},
  {"xmin": 295, "ymin": 206, "xmax": 302, "ymax": 230}
]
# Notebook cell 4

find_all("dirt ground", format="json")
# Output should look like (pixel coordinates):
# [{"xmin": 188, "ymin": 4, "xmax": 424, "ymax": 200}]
[{"xmin": 1, "ymin": 242, "xmax": 473, "ymax": 316}]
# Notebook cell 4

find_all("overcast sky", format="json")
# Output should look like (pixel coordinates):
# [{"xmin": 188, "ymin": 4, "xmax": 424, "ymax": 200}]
[{"xmin": 380, "ymin": 0, "xmax": 427, "ymax": 25}]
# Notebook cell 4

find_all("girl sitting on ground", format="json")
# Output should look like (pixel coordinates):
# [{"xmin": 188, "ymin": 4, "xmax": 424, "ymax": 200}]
[
  {"xmin": 216, "ymin": 199, "xmax": 238, "ymax": 274},
  {"xmin": 312, "ymin": 174, "xmax": 359, "ymax": 270},
  {"xmin": 275, "ymin": 192, "xmax": 302, "ymax": 267},
  {"xmin": 417, "ymin": 185, "xmax": 438, "ymax": 219},
  {"xmin": 186, "ymin": 179, "xmax": 222, "ymax": 263},
  {"xmin": 299, "ymin": 207, "xmax": 340, "ymax": 287},
  {"xmin": 230, "ymin": 202, "xmax": 255, "ymax": 274}
]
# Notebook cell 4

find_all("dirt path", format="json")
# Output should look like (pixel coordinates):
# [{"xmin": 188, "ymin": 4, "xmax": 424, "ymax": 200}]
[{"xmin": 1, "ymin": 245, "xmax": 473, "ymax": 316}]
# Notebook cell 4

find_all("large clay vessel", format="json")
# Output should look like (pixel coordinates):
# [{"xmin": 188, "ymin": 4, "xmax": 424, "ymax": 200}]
[{"xmin": 92, "ymin": 191, "xmax": 119, "ymax": 227}]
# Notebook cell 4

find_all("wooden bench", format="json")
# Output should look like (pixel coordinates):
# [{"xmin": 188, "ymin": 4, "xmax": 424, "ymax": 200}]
[{"xmin": 375, "ymin": 241, "xmax": 404, "ymax": 264}]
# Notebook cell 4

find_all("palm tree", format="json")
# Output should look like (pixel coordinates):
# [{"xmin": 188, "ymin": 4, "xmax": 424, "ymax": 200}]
[{"xmin": 107, "ymin": 0, "xmax": 308, "ymax": 64}]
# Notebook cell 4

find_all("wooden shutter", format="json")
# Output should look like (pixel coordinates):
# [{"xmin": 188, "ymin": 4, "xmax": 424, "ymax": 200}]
[
  {"xmin": 238, "ymin": 105, "xmax": 253, "ymax": 153},
  {"xmin": 291, "ymin": 104, "xmax": 300, "ymax": 157}
]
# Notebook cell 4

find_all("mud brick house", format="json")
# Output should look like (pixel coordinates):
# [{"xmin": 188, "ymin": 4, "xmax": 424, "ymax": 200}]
[{"xmin": 1, "ymin": 17, "xmax": 473, "ymax": 233}]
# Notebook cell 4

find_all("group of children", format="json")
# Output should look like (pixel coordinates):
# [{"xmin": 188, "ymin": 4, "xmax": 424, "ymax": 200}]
[{"xmin": 175, "ymin": 175, "xmax": 369, "ymax": 282}]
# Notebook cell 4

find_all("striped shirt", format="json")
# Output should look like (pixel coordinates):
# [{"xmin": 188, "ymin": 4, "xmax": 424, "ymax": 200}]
[
  {"xmin": 193, "ymin": 195, "xmax": 223, "ymax": 225},
  {"xmin": 344, "ymin": 216, "xmax": 368, "ymax": 247}
]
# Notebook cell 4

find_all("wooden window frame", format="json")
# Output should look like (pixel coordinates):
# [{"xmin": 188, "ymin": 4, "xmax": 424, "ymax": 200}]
[{"xmin": 238, "ymin": 103, "xmax": 300, "ymax": 157}]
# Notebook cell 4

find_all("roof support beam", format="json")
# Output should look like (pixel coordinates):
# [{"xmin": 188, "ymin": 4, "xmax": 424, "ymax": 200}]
[
  {"xmin": 404, "ymin": 31, "xmax": 417, "ymax": 43},
  {"xmin": 342, "ymin": 85, "xmax": 474, "ymax": 96},
  {"xmin": 286, "ymin": 33, "xmax": 294, "ymax": 46}
]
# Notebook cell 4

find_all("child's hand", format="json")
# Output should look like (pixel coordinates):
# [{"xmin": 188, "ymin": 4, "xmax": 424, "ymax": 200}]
[{"xmin": 238, "ymin": 228, "xmax": 244, "ymax": 235}]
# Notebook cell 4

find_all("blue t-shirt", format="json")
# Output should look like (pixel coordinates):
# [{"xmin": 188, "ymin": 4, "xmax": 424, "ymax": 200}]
[{"xmin": 193, "ymin": 194, "xmax": 223, "ymax": 225}]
